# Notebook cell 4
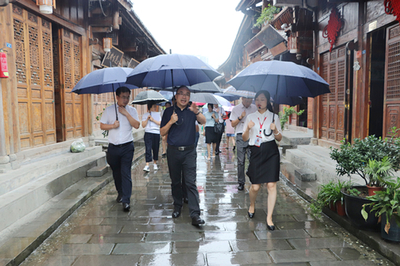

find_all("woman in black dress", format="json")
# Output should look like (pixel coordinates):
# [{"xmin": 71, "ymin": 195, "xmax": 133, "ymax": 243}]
[{"xmin": 242, "ymin": 90, "xmax": 282, "ymax": 230}]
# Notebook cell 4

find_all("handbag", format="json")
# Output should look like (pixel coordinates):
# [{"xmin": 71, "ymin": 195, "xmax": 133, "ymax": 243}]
[{"xmin": 214, "ymin": 122, "xmax": 224, "ymax": 134}]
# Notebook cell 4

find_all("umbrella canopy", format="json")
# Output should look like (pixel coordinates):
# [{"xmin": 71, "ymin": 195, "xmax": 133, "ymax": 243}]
[
  {"xmin": 126, "ymin": 54, "xmax": 221, "ymax": 89},
  {"xmin": 223, "ymin": 86, "xmax": 256, "ymax": 98},
  {"xmin": 190, "ymin": 93, "xmax": 232, "ymax": 108},
  {"xmin": 72, "ymin": 67, "xmax": 137, "ymax": 94},
  {"xmin": 215, "ymin": 92, "xmax": 240, "ymax": 101},
  {"xmin": 189, "ymin": 81, "xmax": 222, "ymax": 93},
  {"xmin": 72, "ymin": 67, "xmax": 138, "ymax": 120},
  {"xmin": 227, "ymin": 61, "xmax": 330, "ymax": 98},
  {"xmin": 131, "ymin": 90, "xmax": 168, "ymax": 105}
]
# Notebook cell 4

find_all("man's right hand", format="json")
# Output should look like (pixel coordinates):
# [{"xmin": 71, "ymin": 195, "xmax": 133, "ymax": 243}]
[
  {"xmin": 113, "ymin": 120, "xmax": 120, "ymax": 129},
  {"xmin": 240, "ymin": 111, "xmax": 246, "ymax": 120},
  {"xmin": 170, "ymin": 112, "xmax": 178, "ymax": 124}
]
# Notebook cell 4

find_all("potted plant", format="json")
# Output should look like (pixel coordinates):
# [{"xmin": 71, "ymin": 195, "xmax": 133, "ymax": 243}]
[
  {"xmin": 364, "ymin": 156, "xmax": 393, "ymax": 195},
  {"xmin": 361, "ymin": 166, "xmax": 400, "ymax": 242},
  {"xmin": 330, "ymin": 127, "xmax": 400, "ymax": 228},
  {"xmin": 279, "ymin": 106, "xmax": 304, "ymax": 131},
  {"xmin": 310, "ymin": 180, "xmax": 347, "ymax": 216},
  {"xmin": 253, "ymin": 4, "xmax": 281, "ymax": 28}
]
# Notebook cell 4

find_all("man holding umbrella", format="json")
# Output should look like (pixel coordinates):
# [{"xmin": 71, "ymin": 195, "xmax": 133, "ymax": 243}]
[
  {"xmin": 160, "ymin": 86, "xmax": 206, "ymax": 226},
  {"xmin": 100, "ymin": 87, "xmax": 140, "ymax": 212}
]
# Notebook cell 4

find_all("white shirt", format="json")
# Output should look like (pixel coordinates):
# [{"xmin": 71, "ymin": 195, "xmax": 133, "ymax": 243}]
[
  {"xmin": 100, "ymin": 104, "xmax": 139, "ymax": 145},
  {"xmin": 243, "ymin": 110, "xmax": 282, "ymax": 145},
  {"xmin": 230, "ymin": 103, "xmax": 257, "ymax": 134},
  {"xmin": 142, "ymin": 112, "xmax": 161, "ymax": 134}
]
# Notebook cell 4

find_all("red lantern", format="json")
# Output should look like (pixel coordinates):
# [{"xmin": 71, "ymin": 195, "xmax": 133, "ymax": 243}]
[
  {"xmin": 0, "ymin": 52, "xmax": 9, "ymax": 78},
  {"xmin": 322, "ymin": 8, "xmax": 342, "ymax": 53}
]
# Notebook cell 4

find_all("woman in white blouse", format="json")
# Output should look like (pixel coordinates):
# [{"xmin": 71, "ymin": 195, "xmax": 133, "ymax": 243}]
[
  {"xmin": 142, "ymin": 101, "xmax": 161, "ymax": 172},
  {"xmin": 242, "ymin": 90, "xmax": 282, "ymax": 231}
]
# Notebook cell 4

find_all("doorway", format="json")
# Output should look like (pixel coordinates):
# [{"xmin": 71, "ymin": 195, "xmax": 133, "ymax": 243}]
[{"xmin": 368, "ymin": 28, "xmax": 386, "ymax": 138}]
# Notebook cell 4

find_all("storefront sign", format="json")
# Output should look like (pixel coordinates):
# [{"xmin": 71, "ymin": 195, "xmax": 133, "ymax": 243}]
[{"xmin": 101, "ymin": 46, "xmax": 124, "ymax": 67}]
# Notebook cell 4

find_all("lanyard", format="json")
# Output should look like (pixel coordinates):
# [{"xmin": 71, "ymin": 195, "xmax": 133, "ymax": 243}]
[{"xmin": 257, "ymin": 116, "xmax": 267, "ymax": 134}]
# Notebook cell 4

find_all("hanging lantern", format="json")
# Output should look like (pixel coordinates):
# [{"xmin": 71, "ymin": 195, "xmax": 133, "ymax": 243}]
[
  {"xmin": 103, "ymin": 38, "xmax": 112, "ymax": 53},
  {"xmin": 36, "ymin": 0, "xmax": 55, "ymax": 15}
]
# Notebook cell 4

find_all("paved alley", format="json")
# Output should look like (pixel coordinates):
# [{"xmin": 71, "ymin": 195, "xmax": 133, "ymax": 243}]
[{"xmin": 19, "ymin": 137, "xmax": 394, "ymax": 266}]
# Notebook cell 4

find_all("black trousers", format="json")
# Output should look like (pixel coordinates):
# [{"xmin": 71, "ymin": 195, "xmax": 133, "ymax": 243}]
[
  {"xmin": 144, "ymin": 132, "xmax": 160, "ymax": 162},
  {"xmin": 167, "ymin": 147, "xmax": 200, "ymax": 218},
  {"xmin": 215, "ymin": 123, "xmax": 225, "ymax": 152},
  {"xmin": 107, "ymin": 142, "xmax": 134, "ymax": 204}
]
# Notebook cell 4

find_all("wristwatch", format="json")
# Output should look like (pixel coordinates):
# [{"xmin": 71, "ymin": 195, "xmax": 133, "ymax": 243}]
[{"xmin": 195, "ymin": 111, "xmax": 200, "ymax": 115}]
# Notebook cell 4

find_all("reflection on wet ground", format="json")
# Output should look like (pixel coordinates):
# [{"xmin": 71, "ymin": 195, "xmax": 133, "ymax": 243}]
[{"xmin": 20, "ymin": 137, "xmax": 394, "ymax": 266}]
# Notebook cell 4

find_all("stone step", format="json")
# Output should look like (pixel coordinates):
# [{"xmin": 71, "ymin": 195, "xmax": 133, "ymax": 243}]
[
  {"xmin": 295, "ymin": 168, "xmax": 316, "ymax": 182},
  {"xmin": 87, "ymin": 164, "xmax": 109, "ymax": 177},
  {"xmin": 0, "ymin": 145, "xmax": 146, "ymax": 266},
  {"xmin": 0, "ymin": 151, "xmax": 106, "ymax": 234},
  {"xmin": 0, "ymin": 146, "xmax": 102, "ymax": 197},
  {"xmin": 281, "ymin": 130, "xmax": 313, "ymax": 146},
  {"xmin": 296, "ymin": 144, "xmax": 337, "ymax": 166}
]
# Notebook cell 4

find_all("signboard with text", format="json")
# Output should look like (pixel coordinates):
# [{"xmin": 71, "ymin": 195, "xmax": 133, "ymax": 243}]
[{"xmin": 101, "ymin": 46, "xmax": 124, "ymax": 67}]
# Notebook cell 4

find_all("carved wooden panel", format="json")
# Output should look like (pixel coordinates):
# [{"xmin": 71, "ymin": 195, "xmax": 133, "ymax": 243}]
[
  {"xmin": 13, "ymin": 8, "xmax": 55, "ymax": 149},
  {"xmin": 384, "ymin": 24, "xmax": 400, "ymax": 138},
  {"xmin": 59, "ymin": 29, "xmax": 83, "ymax": 140},
  {"xmin": 320, "ymin": 48, "xmax": 346, "ymax": 143}
]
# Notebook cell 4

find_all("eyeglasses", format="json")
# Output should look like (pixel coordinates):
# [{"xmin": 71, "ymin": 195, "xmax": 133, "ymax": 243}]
[
  {"xmin": 118, "ymin": 96, "xmax": 130, "ymax": 100},
  {"xmin": 176, "ymin": 92, "xmax": 190, "ymax": 97}
]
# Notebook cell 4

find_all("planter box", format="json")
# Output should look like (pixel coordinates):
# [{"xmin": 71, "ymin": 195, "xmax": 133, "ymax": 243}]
[{"xmin": 342, "ymin": 186, "xmax": 380, "ymax": 230}]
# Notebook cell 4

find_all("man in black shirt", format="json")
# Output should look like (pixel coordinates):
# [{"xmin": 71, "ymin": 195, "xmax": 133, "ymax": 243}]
[{"xmin": 160, "ymin": 86, "xmax": 206, "ymax": 226}]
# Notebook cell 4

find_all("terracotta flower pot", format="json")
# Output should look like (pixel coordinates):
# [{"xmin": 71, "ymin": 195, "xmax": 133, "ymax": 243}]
[
  {"xmin": 335, "ymin": 201, "xmax": 346, "ymax": 216},
  {"xmin": 366, "ymin": 185, "xmax": 383, "ymax": 196}
]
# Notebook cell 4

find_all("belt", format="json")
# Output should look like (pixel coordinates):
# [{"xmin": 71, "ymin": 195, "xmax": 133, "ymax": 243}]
[
  {"xmin": 168, "ymin": 144, "xmax": 195, "ymax": 151},
  {"xmin": 109, "ymin": 141, "xmax": 133, "ymax": 148},
  {"xmin": 237, "ymin": 133, "xmax": 242, "ymax": 135}
]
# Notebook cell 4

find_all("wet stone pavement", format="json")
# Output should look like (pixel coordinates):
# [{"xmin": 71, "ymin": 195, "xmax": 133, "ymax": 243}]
[{"xmin": 20, "ymin": 137, "xmax": 395, "ymax": 266}]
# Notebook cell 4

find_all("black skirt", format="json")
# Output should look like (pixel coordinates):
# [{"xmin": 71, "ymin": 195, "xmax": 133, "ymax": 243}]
[
  {"xmin": 205, "ymin": 126, "xmax": 217, "ymax": 144},
  {"xmin": 246, "ymin": 140, "xmax": 280, "ymax": 184}
]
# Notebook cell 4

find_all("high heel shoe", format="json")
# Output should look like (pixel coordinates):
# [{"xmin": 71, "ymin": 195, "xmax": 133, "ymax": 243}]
[
  {"xmin": 248, "ymin": 212, "xmax": 255, "ymax": 218},
  {"xmin": 267, "ymin": 224, "xmax": 275, "ymax": 231}
]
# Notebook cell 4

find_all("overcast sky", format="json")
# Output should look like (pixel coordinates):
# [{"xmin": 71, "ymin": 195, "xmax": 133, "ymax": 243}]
[{"xmin": 132, "ymin": 1, "xmax": 244, "ymax": 69}]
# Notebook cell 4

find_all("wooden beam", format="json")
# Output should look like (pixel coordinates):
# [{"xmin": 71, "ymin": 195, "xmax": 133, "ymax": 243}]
[
  {"xmin": 91, "ymin": 26, "xmax": 112, "ymax": 33},
  {"xmin": 89, "ymin": 17, "xmax": 113, "ymax": 26},
  {"xmin": 121, "ymin": 46, "xmax": 138, "ymax": 52},
  {"xmin": 11, "ymin": 0, "xmax": 86, "ymax": 36}
]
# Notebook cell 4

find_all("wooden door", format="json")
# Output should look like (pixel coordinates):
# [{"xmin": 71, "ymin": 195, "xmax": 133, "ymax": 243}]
[
  {"xmin": 384, "ymin": 24, "xmax": 400, "ymax": 137},
  {"xmin": 55, "ymin": 28, "xmax": 83, "ymax": 141},
  {"xmin": 13, "ymin": 6, "xmax": 56, "ymax": 149},
  {"xmin": 320, "ymin": 46, "xmax": 346, "ymax": 143}
]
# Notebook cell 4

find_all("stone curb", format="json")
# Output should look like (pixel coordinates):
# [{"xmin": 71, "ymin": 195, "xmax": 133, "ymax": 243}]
[
  {"xmin": 279, "ymin": 172, "xmax": 400, "ymax": 265},
  {"xmin": 6, "ymin": 148, "xmax": 145, "ymax": 266}
]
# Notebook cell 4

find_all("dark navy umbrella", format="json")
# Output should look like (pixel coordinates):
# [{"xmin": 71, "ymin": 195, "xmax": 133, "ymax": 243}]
[
  {"xmin": 227, "ymin": 61, "xmax": 330, "ymax": 98},
  {"xmin": 72, "ymin": 67, "xmax": 137, "ymax": 94},
  {"xmin": 126, "ymin": 54, "xmax": 221, "ymax": 89},
  {"xmin": 72, "ymin": 67, "xmax": 138, "ymax": 120}
]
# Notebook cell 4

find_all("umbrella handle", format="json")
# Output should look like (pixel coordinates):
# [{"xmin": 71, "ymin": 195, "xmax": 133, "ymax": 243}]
[{"xmin": 113, "ymin": 84, "xmax": 118, "ymax": 121}]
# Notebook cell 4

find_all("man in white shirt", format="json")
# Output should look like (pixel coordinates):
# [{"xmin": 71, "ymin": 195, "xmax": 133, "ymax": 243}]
[
  {"xmin": 230, "ymin": 97, "xmax": 257, "ymax": 191},
  {"xmin": 100, "ymin": 87, "xmax": 140, "ymax": 212}
]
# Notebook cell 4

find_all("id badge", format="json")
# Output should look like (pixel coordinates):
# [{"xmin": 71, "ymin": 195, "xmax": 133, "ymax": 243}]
[{"xmin": 255, "ymin": 135, "xmax": 262, "ymax": 147}]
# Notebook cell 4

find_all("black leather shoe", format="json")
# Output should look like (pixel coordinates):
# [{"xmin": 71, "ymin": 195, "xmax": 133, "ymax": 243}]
[
  {"xmin": 172, "ymin": 207, "xmax": 181, "ymax": 218},
  {"xmin": 248, "ymin": 211, "xmax": 255, "ymax": 218},
  {"xmin": 191, "ymin": 216, "xmax": 205, "ymax": 226},
  {"xmin": 267, "ymin": 224, "xmax": 275, "ymax": 231},
  {"xmin": 123, "ymin": 203, "xmax": 130, "ymax": 212},
  {"xmin": 116, "ymin": 195, "xmax": 122, "ymax": 203},
  {"xmin": 238, "ymin": 184, "xmax": 244, "ymax": 191},
  {"xmin": 183, "ymin": 197, "xmax": 189, "ymax": 204}
]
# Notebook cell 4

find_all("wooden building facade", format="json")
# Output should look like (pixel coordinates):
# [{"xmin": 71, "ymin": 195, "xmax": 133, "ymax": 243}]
[
  {"xmin": 0, "ymin": 0, "xmax": 164, "ymax": 169},
  {"xmin": 218, "ymin": 0, "xmax": 400, "ymax": 149}
]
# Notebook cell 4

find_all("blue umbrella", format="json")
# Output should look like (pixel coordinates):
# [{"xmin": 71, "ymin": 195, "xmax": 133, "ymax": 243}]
[
  {"xmin": 72, "ymin": 67, "xmax": 137, "ymax": 94},
  {"xmin": 126, "ymin": 54, "xmax": 221, "ymax": 89},
  {"xmin": 72, "ymin": 67, "xmax": 138, "ymax": 120},
  {"xmin": 227, "ymin": 61, "xmax": 330, "ymax": 98}
]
